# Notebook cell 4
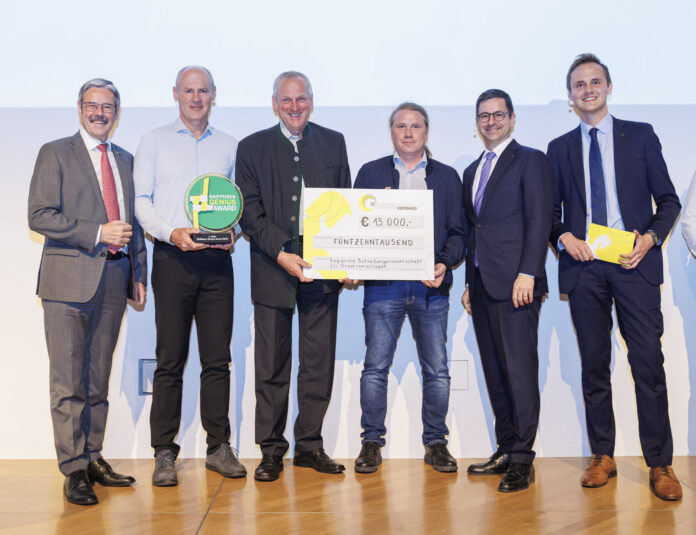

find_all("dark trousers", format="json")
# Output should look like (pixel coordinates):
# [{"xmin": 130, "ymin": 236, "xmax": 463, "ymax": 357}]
[
  {"xmin": 150, "ymin": 241, "xmax": 234, "ymax": 456},
  {"xmin": 254, "ymin": 281, "xmax": 338, "ymax": 456},
  {"xmin": 568, "ymin": 261, "xmax": 673, "ymax": 467},
  {"xmin": 43, "ymin": 256, "xmax": 130, "ymax": 475},
  {"xmin": 470, "ymin": 268, "xmax": 541, "ymax": 465}
]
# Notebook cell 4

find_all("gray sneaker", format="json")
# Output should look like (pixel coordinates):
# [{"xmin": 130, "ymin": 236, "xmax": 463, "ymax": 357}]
[
  {"xmin": 152, "ymin": 450, "xmax": 178, "ymax": 487},
  {"xmin": 205, "ymin": 444, "xmax": 247, "ymax": 478}
]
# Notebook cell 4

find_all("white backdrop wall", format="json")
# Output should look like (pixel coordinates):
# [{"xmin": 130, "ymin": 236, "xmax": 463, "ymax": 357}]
[
  {"xmin": 2, "ymin": 0, "xmax": 696, "ymax": 461},
  {"xmin": 2, "ymin": 103, "xmax": 696, "ymax": 461}
]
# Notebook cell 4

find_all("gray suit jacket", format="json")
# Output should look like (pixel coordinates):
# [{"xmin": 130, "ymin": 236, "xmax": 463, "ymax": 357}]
[{"xmin": 28, "ymin": 132, "xmax": 147, "ymax": 302}]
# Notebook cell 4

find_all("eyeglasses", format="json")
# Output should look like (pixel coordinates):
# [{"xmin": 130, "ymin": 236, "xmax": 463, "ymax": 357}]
[
  {"xmin": 477, "ymin": 111, "xmax": 511, "ymax": 123},
  {"xmin": 81, "ymin": 102, "xmax": 116, "ymax": 115}
]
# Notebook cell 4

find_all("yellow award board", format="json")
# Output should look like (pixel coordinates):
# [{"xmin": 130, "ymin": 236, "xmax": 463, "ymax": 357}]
[{"xmin": 586, "ymin": 223, "xmax": 636, "ymax": 264}]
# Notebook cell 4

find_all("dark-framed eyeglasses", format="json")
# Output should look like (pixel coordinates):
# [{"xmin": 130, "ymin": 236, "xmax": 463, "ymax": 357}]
[
  {"xmin": 81, "ymin": 101, "xmax": 116, "ymax": 115},
  {"xmin": 477, "ymin": 111, "xmax": 511, "ymax": 123}
]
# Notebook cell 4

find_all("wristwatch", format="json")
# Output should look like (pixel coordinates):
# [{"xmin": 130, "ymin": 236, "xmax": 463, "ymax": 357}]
[{"xmin": 646, "ymin": 230, "xmax": 659, "ymax": 246}]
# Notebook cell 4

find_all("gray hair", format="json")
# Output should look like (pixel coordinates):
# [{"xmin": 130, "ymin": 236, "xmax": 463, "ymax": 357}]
[
  {"xmin": 273, "ymin": 71, "xmax": 313, "ymax": 100},
  {"xmin": 175, "ymin": 65, "xmax": 215, "ymax": 90},
  {"xmin": 78, "ymin": 78, "xmax": 120, "ymax": 108}
]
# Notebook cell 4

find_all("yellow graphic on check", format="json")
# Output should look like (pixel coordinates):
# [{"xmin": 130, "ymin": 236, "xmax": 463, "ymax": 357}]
[
  {"xmin": 587, "ymin": 223, "xmax": 636, "ymax": 264},
  {"xmin": 303, "ymin": 191, "xmax": 351, "ymax": 279},
  {"xmin": 359, "ymin": 194, "xmax": 376, "ymax": 212}
]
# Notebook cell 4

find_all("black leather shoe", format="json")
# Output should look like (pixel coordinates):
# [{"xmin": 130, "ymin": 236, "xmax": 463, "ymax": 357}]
[
  {"xmin": 354, "ymin": 441, "xmax": 382, "ymax": 474},
  {"xmin": 424, "ymin": 443, "xmax": 458, "ymax": 473},
  {"xmin": 254, "ymin": 454, "xmax": 284, "ymax": 482},
  {"xmin": 88, "ymin": 458, "xmax": 136, "ymax": 487},
  {"xmin": 294, "ymin": 448, "xmax": 345, "ymax": 474},
  {"xmin": 467, "ymin": 451, "xmax": 510, "ymax": 475},
  {"xmin": 64, "ymin": 470, "xmax": 98, "ymax": 506},
  {"xmin": 499, "ymin": 463, "xmax": 535, "ymax": 493}
]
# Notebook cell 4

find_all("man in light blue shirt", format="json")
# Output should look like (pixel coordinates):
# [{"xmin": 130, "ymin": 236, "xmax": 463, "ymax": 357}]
[{"xmin": 134, "ymin": 65, "xmax": 245, "ymax": 486}]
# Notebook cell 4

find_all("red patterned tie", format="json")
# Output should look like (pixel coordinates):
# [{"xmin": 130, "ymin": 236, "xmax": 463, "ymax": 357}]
[{"xmin": 97, "ymin": 143, "xmax": 121, "ymax": 254}]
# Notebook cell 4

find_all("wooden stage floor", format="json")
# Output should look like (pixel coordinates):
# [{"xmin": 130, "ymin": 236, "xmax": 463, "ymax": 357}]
[{"xmin": 0, "ymin": 456, "xmax": 694, "ymax": 534}]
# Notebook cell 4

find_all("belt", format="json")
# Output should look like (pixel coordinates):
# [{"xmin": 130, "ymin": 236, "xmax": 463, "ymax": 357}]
[{"xmin": 106, "ymin": 251, "xmax": 129, "ymax": 261}]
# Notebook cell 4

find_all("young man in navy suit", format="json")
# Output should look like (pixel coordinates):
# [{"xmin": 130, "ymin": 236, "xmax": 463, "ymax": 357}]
[
  {"xmin": 547, "ymin": 53, "xmax": 682, "ymax": 500},
  {"xmin": 462, "ymin": 89, "xmax": 553, "ymax": 492}
]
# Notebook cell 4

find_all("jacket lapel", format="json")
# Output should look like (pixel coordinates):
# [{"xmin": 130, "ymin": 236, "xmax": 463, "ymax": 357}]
[
  {"xmin": 568, "ymin": 126, "xmax": 586, "ymax": 209},
  {"xmin": 113, "ymin": 147, "xmax": 132, "ymax": 223},
  {"xmin": 478, "ymin": 140, "xmax": 519, "ymax": 216},
  {"xmin": 463, "ymin": 152, "xmax": 483, "ymax": 219},
  {"xmin": 70, "ymin": 132, "xmax": 108, "ymax": 222},
  {"xmin": 612, "ymin": 116, "xmax": 627, "ymax": 217}
]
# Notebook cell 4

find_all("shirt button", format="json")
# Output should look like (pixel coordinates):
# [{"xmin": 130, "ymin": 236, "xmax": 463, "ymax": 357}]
[
  {"xmin": 292, "ymin": 195, "xmax": 298, "ymax": 201},
  {"xmin": 290, "ymin": 216, "xmax": 296, "ymax": 222},
  {"xmin": 294, "ymin": 155, "xmax": 300, "ymax": 162},
  {"xmin": 293, "ymin": 176, "xmax": 299, "ymax": 182}
]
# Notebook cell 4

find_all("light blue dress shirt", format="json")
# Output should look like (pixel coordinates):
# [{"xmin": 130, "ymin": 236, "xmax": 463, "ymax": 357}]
[
  {"xmin": 394, "ymin": 150, "xmax": 427, "ymax": 190},
  {"xmin": 134, "ymin": 118, "xmax": 238, "ymax": 243}
]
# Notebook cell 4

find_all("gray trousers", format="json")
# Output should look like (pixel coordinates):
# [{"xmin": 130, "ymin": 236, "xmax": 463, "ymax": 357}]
[{"xmin": 42, "ymin": 256, "xmax": 129, "ymax": 475}]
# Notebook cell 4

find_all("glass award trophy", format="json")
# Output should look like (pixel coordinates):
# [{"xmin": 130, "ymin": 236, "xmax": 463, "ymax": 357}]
[{"xmin": 184, "ymin": 174, "xmax": 243, "ymax": 244}]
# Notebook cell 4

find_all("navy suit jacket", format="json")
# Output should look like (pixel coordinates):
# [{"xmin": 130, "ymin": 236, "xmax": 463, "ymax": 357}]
[
  {"xmin": 547, "ymin": 117, "xmax": 680, "ymax": 294},
  {"xmin": 463, "ymin": 139, "xmax": 554, "ymax": 301},
  {"xmin": 354, "ymin": 155, "xmax": 466, "ymax": 296}
]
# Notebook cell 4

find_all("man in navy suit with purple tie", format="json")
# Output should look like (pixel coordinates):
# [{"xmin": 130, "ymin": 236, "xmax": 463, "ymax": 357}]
[
  {"xmin": 462, "ymin": 89, "xmax": 553, "ymax": 493},
  {"xmin": 547, "ymin": 53, "xmax": 682, "ymax": 500}
]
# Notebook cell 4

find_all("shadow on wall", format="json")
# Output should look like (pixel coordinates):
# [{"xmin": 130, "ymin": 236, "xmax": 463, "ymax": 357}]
[
  {"xmin": 670, "ymin": 191, "xmax": 696, "ymax": 455},
  {"xmin": 538, "ymin": 248, "xmax": 590, "ymax": 456}
]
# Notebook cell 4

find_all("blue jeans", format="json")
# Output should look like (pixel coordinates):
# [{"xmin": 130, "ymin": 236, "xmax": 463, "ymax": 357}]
[{"xmin": 360, "ymin": 281, "xmax": 451, "ymax": 447}]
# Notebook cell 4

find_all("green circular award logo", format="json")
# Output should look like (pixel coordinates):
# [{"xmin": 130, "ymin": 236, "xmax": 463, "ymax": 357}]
[{"xmin": 184, "ymin": 174, "xmax": 243, "ymax": 234}]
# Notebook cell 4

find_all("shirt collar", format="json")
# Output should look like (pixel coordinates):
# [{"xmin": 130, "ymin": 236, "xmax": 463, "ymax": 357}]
[
  {"xmin": 279, "ymin": 121, "xmax": 301, "ymax": 141},
  {"xmin": 484, "ymin": 136, "xmax": 514, "ymax": 159},
  {"xmin": 393, "ymin": 150, "xmax": 427, "ymax": 172},
  {"xmin": 173, "ymin": 116, "xmax": 213, "ymax": 140},
  {"xmin": 580, "ymin": 113, "xmax": 613, "ymax": 137},
  {"xmin": 79, "ymin": 127, "xmax": 110, "ymax": 151}
]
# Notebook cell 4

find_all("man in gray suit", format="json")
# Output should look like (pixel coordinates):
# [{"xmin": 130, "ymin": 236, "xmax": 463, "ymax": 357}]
[{"xmin": 28, "ymin": 78, "xmax": 147, "ymax": 506}]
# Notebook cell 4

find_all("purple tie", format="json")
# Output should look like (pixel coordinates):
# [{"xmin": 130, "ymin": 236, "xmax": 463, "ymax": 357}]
[
  {"xmin": 474, "ymin": 152, "xmax": 496, "ymax": 215},
  {"xmin": 473, "ymin": 152, "xmax": 496, "ymax": 267}
]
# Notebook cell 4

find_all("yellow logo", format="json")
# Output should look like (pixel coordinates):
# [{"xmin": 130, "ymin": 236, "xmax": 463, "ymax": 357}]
[
  {"xmin": 359, "ymin": 194, "xmax": 376, "ymax": 212},
  {"xmin": 304, "ymin": 191, "xmax": 351, "ymax": 279}
]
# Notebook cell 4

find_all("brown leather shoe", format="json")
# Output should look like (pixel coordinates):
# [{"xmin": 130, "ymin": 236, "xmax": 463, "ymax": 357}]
[
  {"xmin": 581, "ymin": 454, "xmax": 617, "ymax": 488},
  {"xmin": 649, "ymin": 466, "xmax": 683, "ymax": 501}
]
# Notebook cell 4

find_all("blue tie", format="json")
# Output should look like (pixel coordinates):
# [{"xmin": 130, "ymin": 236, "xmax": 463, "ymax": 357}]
[
  {"xmin": 589, "ymin": 127, "xmax": 607, "ymax": 226},
  {"xmin": 473, "ymin": 152, "xmax": 496, "ymax": 267}
]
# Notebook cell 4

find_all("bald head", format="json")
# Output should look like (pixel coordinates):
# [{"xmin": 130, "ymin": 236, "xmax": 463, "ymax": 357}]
[{"xmin": 175, "ymin": 65, "xmax": 215, "ymax": 91}]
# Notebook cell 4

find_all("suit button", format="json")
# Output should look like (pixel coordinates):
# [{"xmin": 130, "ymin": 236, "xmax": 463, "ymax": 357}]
[
  {"xmin": 476, "ymin": 224, "xmax": 482, "ymax": 228},
  {"xmin": 290, "ymin": 216, "xmax": 296, "ymax": 222},
  {"xmin": 294, "ymin": 155, "xmax": 300, "ymax": 162},
  {"xmin": 100, "ymin": 251, "xmax": 106, "ymax": 257},
  {"xmin": 293, "ymin": 176, "xmax": 299, "ymax": 182},
  {"xmin": 292, "ymin": 195, "xmax": 298, "ymax": 201}
]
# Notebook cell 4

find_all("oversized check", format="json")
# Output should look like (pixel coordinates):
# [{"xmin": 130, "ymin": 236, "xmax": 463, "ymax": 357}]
[{"xmin": 302, "ymin": 188, "xmax": 434, "ymax": 280}]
